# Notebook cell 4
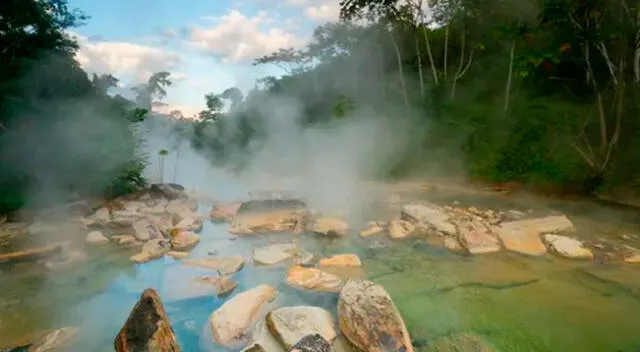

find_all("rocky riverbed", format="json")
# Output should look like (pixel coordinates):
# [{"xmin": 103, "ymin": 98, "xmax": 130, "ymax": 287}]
[{"xmin": 1, "ymin": 182, "xmax": 640, "ymax": 351}]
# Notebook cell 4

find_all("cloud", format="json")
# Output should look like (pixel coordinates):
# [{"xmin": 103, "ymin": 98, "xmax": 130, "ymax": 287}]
[
  {"xmin": 69, "ymin": 32, "xmax": 183, "ymax": 83},
  {"xmin": 152, "ymin": 103, "xmax": 202, "ymax": 119},
  {"xmin": 188, "ymin": 10, "xmax": 305, "ymax": 63},
  {"xmin": 285, "ymin": 0, "xmax": 341, "ymax": 22}
]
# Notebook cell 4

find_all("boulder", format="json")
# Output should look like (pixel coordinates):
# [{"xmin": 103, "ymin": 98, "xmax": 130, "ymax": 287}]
[
  {"xmin": 495, "ymin": 215, "xmax": 574, "ymax": 256},
  {"xmin": 338, "ymin": 280, "xmax": 413, "ymax": 352},
  {"xmin": 132, "ymin": 219, "xmax": 162, "ymax": 241},
  {"xmin": 318, "ymin": 254, "xmax": 361, "ymax": 267},
  {"xmin": 543, "ymin": 234, "xmax": 593, "ymax": 260},
  {"xmin": 444, "ymin": 237, "xmax": 465, "ymax": 253},
  {"xmin": 150, "ymin": 183, "xmax": 186, "ymax": 200},
  {"xmin": 266, "ymin": 306, "xmax": 336, "ymax": 349},
  {"xmin": 242, "ymin": 318, "xmax": 285, "ymax": 352},
  {"xmin": 130, "ymin": 239, "xmax": 171, "ymax": 264},
  {"xmin": 169, "ymin": 229, "xmax": 200, "ymax": 251},
  {"xmin": 388, "ymin": 219, "xmax": 416, "ymax": 239},
  {"xmin": 210, "ymin": 202, "xmax": 242, "ymax": 222},
  {"xmin": 210, "ymin": 284, "xmax": 278, "ymax": 345},
  {"xmin": 113, "ymin": 235, "xmax": 138, "ymax": 246},
  {"xmin": 458, "ymin": 221, "xmax": 501, "ymax": 254},
  {"xmin": 401, "ymin": 203, "xmax": 456, "ymax": 235},
  {"xmin": 286, "ymin": 266, "xmax": 343, "ymax": 293},
  {"xmin": 166, "ymin": 251, "xmax": 189, "ymax": 259},
  {"xmin": 216, "ymin": 275, "xmax": 239, "ymax": 297},
  {"xmin": 288, "ymin": 334, "xmax": 332, "ymax": 352},
  {"xmin": 28, "ymin": 327, "xmax": 78, "ymax": 352},
  {"xmin": 359, "ymin": 223, "xmax": 384, "ymax": 237},
  {"xmin": 114, "ymin": 288, "xmax": 180, "ymax": 351},
  {"xmin": 253, "ymin": 243, "xmax": 313, "ymax": 266},
  {"xmin": 86, "ymin": 231, "xmax": 109, "ymax": 245},
  {"xmin": 182, "ymin": 256, "xmax": 245, "ymax": 275},
  {"xmin": 312, "ymin": 217, "xmax": 349, "ymax": 237}
]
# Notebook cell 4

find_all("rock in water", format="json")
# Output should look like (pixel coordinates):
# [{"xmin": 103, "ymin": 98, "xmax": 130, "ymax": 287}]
[
  {"xmin": 494, "ymin": 215, "xmax": 574, "ymax": 256},
  {"xmin": 388, "ymin": 219, "xmax": 416, "ymax": 239},
  {"xmin": 338, "ymin": 280, "xmax": 413, "ymax": 352},
  {"xmin": 458, "ymin": 221, "xmax": 500, "ymax": 254},
  {"xmin": 210, "ymin": 284, "xmax": 278, "ymax": 346},
  {"xmin": 86, "ymin": 231, "xmax": 109, "ymax": 245},
  {"xmin": 318, "ymin": 254, "xmax": 361, "ymax": 267},
  {"xmin": 266, "ymin": 306, "xmax": 336, "ymax": 349},
  {"xmin": 286, "ymin": 266, "xmax": 343, "ymax": 292},
  {"xmin": 427, "ymin": 333, "xmax": 493, "ymax": 352},
  {"xmin": 401, "ymin": 203, "xmax": 456, "ymax": 235},
  {"xmin": 28, "ymin": 327, "xmax": 78, "ymax": 352},
  {"xmin": 182, "ymin": 256, "xmax": 245, "ymax": 275},
  {"xmin": 169, "ymin": 229, "xmax": 200, "ymax": 251},
  {"xmin": 312, "ymin": 217, "xmax": 349, "ymax": 237},
  {"xmin": 288, "ymin": 334, "xmax": 332, "ymax": 352},
  {"xmin": 114, "ymin": 288, "xmax": 180, "ymax": 352},
  {"xmin": 216, "ymin": 275, "xmax": 239, "ymax": 298},
  {"xmin": 543, "ymin": 234, "xmax": 593, "ymax": 260}
]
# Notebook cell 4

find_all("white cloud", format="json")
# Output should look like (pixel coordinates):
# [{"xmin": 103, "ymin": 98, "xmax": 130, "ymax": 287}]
[
  {"xmin": 188, "ymin": 10, "xmax": 305, "ymax": 63},
  {"xmin": 69, "ymin": 32, "xmax": 182, "ymax": 83},
  {"xmin": 153, "ymin": 103, "xmax": 202, "ymax": 119},
  {"xmin": 284, "ymin": 0, "xmax": 341, "ymax": 22}
]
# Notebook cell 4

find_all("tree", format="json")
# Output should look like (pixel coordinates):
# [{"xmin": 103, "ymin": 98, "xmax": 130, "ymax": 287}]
[
  {"xmin": 92, "ymin": 73, "xmax": 119, "ymax": 94},
  {"xmin": 220, "ymin": 87, "xmax": 244, "ymax": 110},
  {"xmin": 131, "ymin": 71, "xmax": 173, "ymax": 109},
  {"xmin": 253, "ymin": 48, "xmax": 312, "ymax": 75}
]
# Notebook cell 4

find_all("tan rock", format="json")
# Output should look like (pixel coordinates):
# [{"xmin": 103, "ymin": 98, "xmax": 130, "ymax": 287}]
[
  {"xmin": 167, "ymin": 251, "xmax": 189, "ymax": 259},
  {"xmin": 182, "ymin": 256, "xmax": 245, "ymax": 275},
  {"xmin": 495, "ymin": 225, "xmax": 547, "ymax": 256},
  {"xmin": 286, "ymin": 266, "xmax": 343, "ymax": 292},
  {"xmin": 359, "ymin": 224, "xmax": 384, "ymax": 237},
  {"xmin": 444, "ymin": 237, "xmax": 465, "ymax": 253},
  {"xmin": 114, "ymin": 288, "xmax": 180, "ymax": 352},
  {"xmin": 401, "ymin": 203, "xmax": 456, "ymax": 235},
  {"xmin": 169, "ymin": 229, "xmax": 200, "ymax": 251},
  {"xmin": 86, "ymin": 231, "xmax": 109, "ymax": 245},
  {"xmin": 543, "ymin": 234, "xmax": 593, "ymax": 260},
  {"xmin": 388, "ymin": 219, "xmax": 415, "ymax": 239},
  {"xmin": 266, "ymin": 306, "xmax": 336, "ymax": 349},
  {"xmin": 312, "ymin": 217, "xmax": 349, "ymax": 237},
  {"xmin": 318, "ymin": 254, "xmax": 362, "ymax": 267},
  {"xmin": 210, "ymin": 202, "xmax": 242, "ymax": 222},
  {"xmin": 338, "ymin": 280, "xmax": 413, "ymax": 352},
  {"xmin": 210, "ymin": 285, "xmax": 278, "ymax": 345},
  {"xmin": 458, "ymin": 221, "xmax": 501, "ymax": 254}
]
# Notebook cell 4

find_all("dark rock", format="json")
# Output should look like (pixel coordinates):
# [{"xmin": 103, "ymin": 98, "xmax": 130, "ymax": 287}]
[
  {"xmin": 288, "ymin": 334, "xmax": 332, "ymax": 352},
  {"xmin": 114, "ymin": 288, "xmax": 181, "ymax": 352},
  {"xmin": 151, "ymin": 184, "xmax": 186, "ymax": 200}
]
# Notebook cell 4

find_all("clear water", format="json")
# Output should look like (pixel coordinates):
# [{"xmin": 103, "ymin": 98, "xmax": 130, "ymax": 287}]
[{"xmin": 1, "ymin": 185, "xmax": 640, "ymax": 351}]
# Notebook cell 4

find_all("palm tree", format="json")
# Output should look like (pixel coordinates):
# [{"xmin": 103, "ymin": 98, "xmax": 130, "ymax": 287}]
[{"xmin": 131, "ymin": 71, "xmax": 173, "ymax": 109}]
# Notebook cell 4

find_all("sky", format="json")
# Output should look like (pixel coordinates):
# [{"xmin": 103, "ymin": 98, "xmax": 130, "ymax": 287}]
[{"xmin": 67, "ymin": 0, "xmax": 342, "ymax": 118}]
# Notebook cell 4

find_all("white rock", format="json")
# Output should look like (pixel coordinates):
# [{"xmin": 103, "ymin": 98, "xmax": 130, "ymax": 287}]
[
  {"xmin": 543, "ymin": 234, "xmax": 593, "ymax": 260},
  {"xmin": 86, "ymin": 231, "xmax": 108, "ymax": 245},
  {"xmin": 266, "ymin": 306, "xmax": 336, "ymax": 349}
]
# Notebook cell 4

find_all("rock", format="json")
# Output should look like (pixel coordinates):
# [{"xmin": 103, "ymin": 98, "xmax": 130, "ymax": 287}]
[
  {"xmin": 28, "ymin": 327, "xmax": 79, "ymax": 352},
  {"xmin": 625, "ymin": 253, "xmax": 640, "ymax": 264},
  {"xmin": 253, "ymin": 243, "xmax": 313, "ymax": 266},
  {"xmin": 266, "ymin": 306, "xmax": 336, "ymax": 349},
  {"xmin": 85, "ymin": 207, "xmax": 111, "ymax": 227},
  {"xmin": 507, "ymin": 215, "xmax": 574, "ymax": 233},
  {"xmin": 427, "ymin": 333, "xmax": 492, "ymax": 352},
  {"xmin": 210, "ymin": 202, "xmax": 242, "ymax": 222},
  {"xmin": 130, "ymin": 239, "xmax": 171, "ymax": 264},
  {"xmin": 86, "ymin": 231, "xmax": 109, "ymax": 245},
  {"xmin": 495, "ymin": 223, "xmax": 547, "ymax": 256},
  {"xmin": 242, "ymin": 318, "xmax": 285, "ymax": 352},
  {"xmin": 0, "ymin": 242, "xmax": 64, "ymax": 263},
  {"xmin": 167, "ymin": 251, "xmax": 189, "ymax": 259},
  {"xmin": 114, "ymin": 288, "xmax": 180, "ymax": 352},
  {"xmin": 288, "ymin": 334, "xmax": 332, "ymax": 352},
  {"xmin": 113, "ymin": 235, "xmax": 138, "ymax": 246},
  {"xmin": 503, "ymin": 210, "xmax": 526, "ymax": 221},
  {"xmin": 182, "ymin": 256, "xmax": 245, "ymax": 275},
  {"xmin": 444, "ymin": 237, "xmax": 465, "ymax": 253},
  {"xmin": 359, "ymin": 224, "xmax": 384, "ymax": 237},
  {"xmin": 318, "ymin": 254, "xmax": 361, "ymax": 267},
  {"xmin": 312, "ymin": 217, "xmax": 349, "ymax": 237},
  {"xmin": 231, "ymin": 211, "xmax": 302, "ymax": 234},
  {"xmin": 174, "ymin": 215, "xmax": 204, "ymax": 233},
  {"xmin": 458, "ymin": 221, "xmax": 501, "ymax": 254},
  {"xmin": 150, "ymin": 183, "xmax": 186, "ymax": 200},
  {"xmin": 166, "ymin": 199, "xmax": 195, "ymax": 215},
  {"xmin": 543, "ymin": 234, "xmax": 593, "ymax": 260},
  {"xmin": 401, "ymin": 203, "xmax": 456, "ymax": 235},
  {"xmin": 210, "ymin": 284, "xmax": 278, "ymax": 345},
  {"xmin": 216, "ymin": 275, "xmax": 239, "ymax": 297},
  {"xmin": 388, "ymin": 219, "xmax": 416, "ymax": 239},
  {"xmin": 338, "ymin": 280, "xmax": 413, "ymax": 352},
  {"xmin": 44, "ymin": 250, "xmax": 87, "ymax": 270},
  {"xmin": 132, "ymin": 219, "xmax": 162, "ymax": 241},
  {"xmin": 286, "ymin": 266, "xmax": 343, "ymax": 292},
  {"xmin": 169, "ymin": 229, "xmax": 200, "ymax": 251}
]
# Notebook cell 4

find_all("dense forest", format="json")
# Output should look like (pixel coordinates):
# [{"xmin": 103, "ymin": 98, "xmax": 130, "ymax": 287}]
[{"xmin": 191, "ymin": 0, "xmax": 640, "ymax": 198}]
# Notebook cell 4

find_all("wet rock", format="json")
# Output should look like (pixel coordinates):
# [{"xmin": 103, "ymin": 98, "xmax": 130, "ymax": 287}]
[
  {"xmin": 388, "ymin": 219, "xmax": 416, "ymax": 239},
  {"xmin": 114, "ymin": 288, "xmax": 180, "ymax": 352},
  {"xmin": 210, "ymin": 202, "xmax": 242, "ymax": 222},
  {"xmin": 83, "ymin": 207, "xmax": 111, "ymax": 227},
  {"xmin": 166, "ymin": 198, "xmax": 198, "ymax": 215},
  {"xmin": 182, "ymin": 256, "xmax": 245, "ymax": 275},
  {"xmin": 166, "ymin": 251, "xmax": 189, "ymax": 259},
  {"xmin": 210, "ymin": 284, "xmax": 278, "ymax": 345},
  {"xmin": 173, "ymin": 212, "xmax": 204, "ymax": 233},
  {"xmin": 28, "ymin": 327, "xmax": 79, "ymax": 352},
  {"xmin": 288, "ymin": 334, "xmax": 332, "ymax": 352},
  {"xmin": 132, "ymin": 219, "xmax": 162, "ymax": 241},
  {"xmin": 169, "ymin": 229, "xmax": 200, "ymax": 251},
  {"xmin": 113, "ymin": 235, "xmax": 138, "ymax": 246},
  {"xmin": 0, "ymin": 242, "xmax": 64, "ymax": 263},
  {"xmin": 622, "ymin": 246, "xmax": 640, "ymax": 264},
  {"xmin": 195, "ymin": 275, "xmax": 239, "ymax": 297},
  {"xmin": 242, "ymin": 318, "xmax": 285, "ymax": 352},
  {"xmin": 401, "ymin": 203, "xmax": 456, "ymax": 236},
  {"xmin": 266, "ymin": 306, "xmax": 336, "ymax": 349},
  {"xmin": 286, "ymin": 266, "xmax": 343, "ymax": 292},
  {"xmin": 253, "ymin": 243, "xmax": 313, "ymax": 266},
  {"xmin": 318, "ymin": 254, "xmax": 361, "ymax": 267},
  {"xmin": 86, "ymin": 231, "xmax": 109, "ymax": 245},
  {"xmin": 130, "ymin": 239, "xmax": 171, "ymax": 264},
  {"xmin": 444, "ymin": 237, "xmax": 466, "ymax": 253},
  {"xmin": 231, "ymin": 211, "xmax": 302, "ymax": 235},
  {"xmin": 543, "ymin": 234, "xmax": 593, "ymax": 260},
  {"xmin": 495, "ymin": 223, "xmax": 547, "ymax": 256},
  {"xmin": 44, "ymin": 250, "xmax": 87, "ymax": 270},
  {"xmin": 338, "ymin": 280, "xmax": 413, "ymax": 352},
  {"xmin": 511, "ymin": 215, "xmax": 574, "ymax": 233},
  {"xmin": 359, "ymin": 223, "xmax": 384, "ymax": 237},
  {"xmin": 458, "ymin": 221, "xmax": 500, "ymax": 254},
  {"xmin": 150, "ymin": 183, "xmax": 186, "ymax": 200},
  {"xmin": 427, "ymin": 333, "xmax": 492, "ymax": 352},
  {"xmin": 312, "ymin": 217, "xmax": 349, "ymax": 237},
  {"xmin": 503, "ymin": 210, "xmax": 526, "ymax": 221}
]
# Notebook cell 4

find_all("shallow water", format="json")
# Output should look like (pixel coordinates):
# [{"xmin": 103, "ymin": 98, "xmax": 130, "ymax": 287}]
[{"xmin": 1, "ymin": 186, "xmax": 640, "ymax": 351}]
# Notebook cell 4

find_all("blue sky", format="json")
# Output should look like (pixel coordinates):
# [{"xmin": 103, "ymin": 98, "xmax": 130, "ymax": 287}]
[{"xmin": 67, "ymin": 0, "xmax": 340, "ymax": 117}]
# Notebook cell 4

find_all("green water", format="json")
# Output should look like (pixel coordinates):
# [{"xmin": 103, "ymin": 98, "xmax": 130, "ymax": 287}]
[{"xmin": 1, "ymin": 187, "xmax": 640, "ymax": 351}]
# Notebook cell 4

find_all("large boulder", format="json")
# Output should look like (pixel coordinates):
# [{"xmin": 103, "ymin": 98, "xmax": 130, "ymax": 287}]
[
  {"xmin": 132, "ymin": 219, "xmax": 162, "ymax": 241},
  {"xmin": 288, "ymin": 334, "xmax": 332, "ymax": 352},
  {"xmin": 338, "ymin": 280, "xmax": 413, "ymax": 352},
  {"xmin": 182, "ymin": 256, "xmax": 245, "ymax": 275},
  {"xmin": 401, "ymin": 203, "xmax": 456, "ymax": 235},
  {"xmin": 312, "ymin": 217, "xmax": 349, "ymax": 237},
  {"xmin": 543, "ymin": 234, "xmax": 593, "ymax": 260},
  {"xmin": 266, "ymin": 306, "xmax": 336, "ymax": 350},
  {"xmin": 495, "ymin": 215, "xmax": 574, "ymax": 256},
  {"xmin": 210, "ymin": 202, "xmax": 242, "ymax": 222},
  {"xmin": 458, "ymin": 220, "xmax": 501, "ymax": 254},
  {"xmin": 210, "ymin": 284, "xmax": 278, "ymax": 346},
  {"xmin": 150, "ymin": 183, "xmax": 186, "ymax": 200},
  {"xmin": 169, "ymin": 229, "xmax": 200, "ymax": 251},
  {"xmin": 114, "ymin": 288, "xmax": 180, "ymax": 352},
  {"xmin": 285, "ymin": 266, "xmax": 343, "ymax": 293}
]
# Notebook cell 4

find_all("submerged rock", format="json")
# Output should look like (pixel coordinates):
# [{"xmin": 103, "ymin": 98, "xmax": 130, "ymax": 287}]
[
  {"xmin": 86, "ymin": 231, "xmax": 109, "ymax": 245},
  {"xmin": 401, "ymin": 203, "xmax": 456, "ymax": 235},
  {"xmin": 166, "ymin": 251, "xmax": 189, "ymax": 259},
  {"xmin": 253, "ymin": 243, "xmax": 313, "ymax": 266},
  {"xmin": 388, "ymin": 219, "xmax": 416, "ymax": 239},
  {"xmin": 288, "ymin": 334, "xmax": 332, "ymax": 352},
  {"xmin": 130, "ymin": 239, "xmax": 171, "ymax": 264},
  {"xmin": 210, "ymin": 284, "xmax": 278, "ymax": 346},
  {"xmin": 338, "ymin": 280, "xmax": 413, "ymax": 352},
  {"xmin": 114, "ymin": 288, "xmax": 180, "ymax": 352},
  {"xmin": 266, "ymin": 306, "xmax": 336, "ymax": 349},
  {"xmin": 197, "ymin": 275, "xmax": 239, "ymax": 298},
  {"xmin": 543, "ymin": 234, "xmax": 593, "ymax": 260},
  {"xmin": 0, "ymin": 242, "xmax": 64, "ymax": 263},
  {"xmin": 318, "ymin": 254, "xmax": 361, "ymax": 267},
  {"xmin": 210, "ymin": 202, "xmax": 242, "ymax": 222},
  {"xmin": 494, "ymin": 225, "xmax": 547, "ymax": 256},
  {"xmin": 286, "ymin": 266, "xmax": 343, "ymax": 292},
  {"xmin": 182, "ymin": 256, "xmax": 245, "ymax": 275},
  {"xmin": 169, "ymin": 229, "xmax": 200, "ymax": 251},
  {"xmin": 312, "ymin": 217, "xmax": 349, "ymax": 237},
  {"xmin": 458, "ymin": 221, "xmax": 500, "ymax": 254},
  {"xmin": 28, "ymin": 327, "xmax": 78, "ymax": 352}
]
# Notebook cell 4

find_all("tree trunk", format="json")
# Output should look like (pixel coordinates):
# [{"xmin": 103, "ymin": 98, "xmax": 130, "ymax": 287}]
[
  {"xmin": 415, "ymin": 35, "xmax": 425, "ymax": 98},
  {"xmin": 390, "ymin": 30, "xmax": 411, "ymax": 116},
  {"xmin": 503, "ymin": 39, "xmax": 516, "ymax": 112},
  {"xmin": 423, "ymin": 26, "xmax": 439, "ymax": 86},
  {"xmin": 443, "ymin": 25, "xmax": 449, "ymax": 81}
]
